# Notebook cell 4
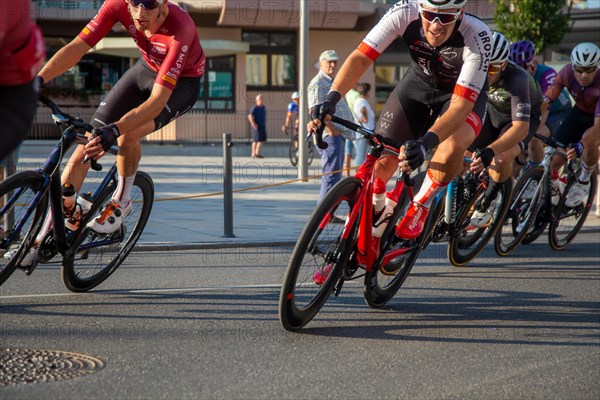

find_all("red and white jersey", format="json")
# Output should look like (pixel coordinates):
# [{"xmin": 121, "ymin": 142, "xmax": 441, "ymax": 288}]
[
  {"xmin": 78, "ymin": 0, "xmax": 205, "ymax": 90},
  {"xmin": 0, "ymin": 0, "xmax": 46, "ymax": 85},
  {"xmin": 358, "ymin": 0, "xmax": 492, "ymax": 103}
]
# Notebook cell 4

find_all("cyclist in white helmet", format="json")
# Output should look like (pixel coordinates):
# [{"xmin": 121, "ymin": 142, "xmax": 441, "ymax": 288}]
[
  {"xmin": 468, "ymin": 32, "xmax": 543, "ymax": 227},
  {"xmin": 542, "ymin": 42, "xmax": 600, "ymax": 207},
  {"xmin": 308, "ymin": 0, "xmax": 492, "ymax": 256}
]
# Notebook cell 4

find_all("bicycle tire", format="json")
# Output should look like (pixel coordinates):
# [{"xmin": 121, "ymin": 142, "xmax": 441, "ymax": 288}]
[
  {"xmin": 363, "ymin": 171, "xmax": 426, "ymax": 309},
  {"xmin": 448, "ymin": 178, "xmax": 512, "ymax": 266},
  {"xmin": 494, "ymin": 166, "xmax": 544, "ymax": 256},
  {"xmin": 549, "ymin": 172, "xmax": 597, "ymax": 250},
  {"xmin": 279, "ymin": 177, "xmax": 361, "ymax": 331},
  {"xmin": 289, "ymin": 135, "xmax": 299, "ymax": 166},
  {"xmin": 62, "ymin": 171, "xmax": 154, "ymax": 292},
  {"xmin": 0, "ymin": 171, "xmax": 48, "ymax": 285}
]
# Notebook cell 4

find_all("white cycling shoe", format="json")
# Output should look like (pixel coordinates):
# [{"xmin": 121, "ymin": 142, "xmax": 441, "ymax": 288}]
[
  {"xmin": 87, "ymin": 201, "xmax": 131, "ymax": 234},
  {"xmin": 565, "ymin": 181, "xmax": 590, "ymax": 208},
  {"xmin": 3, "ymin": 248, "xmax": 37, "ymax": 268}
]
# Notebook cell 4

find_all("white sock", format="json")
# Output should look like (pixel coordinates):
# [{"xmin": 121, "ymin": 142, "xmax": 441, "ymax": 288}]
[
  {"xmin": 112, "ymin": 174, "xmax": 135, "ymax": 207},
  {"xmin": 413, "ymin": 170, "xmax": 448, "ymax": 209},
  {"xmin": 578, "ymin": 160, "xmax": 594, "ymax": 183}
]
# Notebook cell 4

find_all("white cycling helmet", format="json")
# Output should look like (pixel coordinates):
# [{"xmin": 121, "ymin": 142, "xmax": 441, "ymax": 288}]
[
  {"xmin": 490, "ymin": 32, "xmax": 510, "ymax": 64},
  {"xmin": 418, "ymin": 0, "xmax": 467, "ymax": 10},
  {"xmin": 571, "ymin": 42, "xmax": 600, "ymax": 68},
  {"xmin": 291, "ymin": 91, "xmax": 300, "ymax": 99}
]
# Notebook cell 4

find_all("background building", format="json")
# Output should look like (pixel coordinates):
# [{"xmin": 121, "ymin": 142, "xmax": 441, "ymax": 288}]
[{"xmin": 31, "ymin": 0, "xmax": 600, "ymax": 143}]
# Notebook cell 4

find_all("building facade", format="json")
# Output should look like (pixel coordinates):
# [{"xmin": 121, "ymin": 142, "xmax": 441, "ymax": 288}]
[{"xmin": 30, "ymin": 0, "xmax": 600, "ymax": 143}]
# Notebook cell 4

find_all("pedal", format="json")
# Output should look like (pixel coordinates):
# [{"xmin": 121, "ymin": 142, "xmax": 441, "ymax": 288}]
[{"xmin": 37, "ymin": 235, "xmax": 58, "ymax": 263}]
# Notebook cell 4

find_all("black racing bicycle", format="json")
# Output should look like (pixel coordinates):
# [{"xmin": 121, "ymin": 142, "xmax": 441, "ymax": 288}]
[
  {"xmin": 285, "ymin": 127, "xmax": 315, "ymax": 167},
  {"xmin": 0, "ymin": 95, "xmax": 154, "ymax": 291}
]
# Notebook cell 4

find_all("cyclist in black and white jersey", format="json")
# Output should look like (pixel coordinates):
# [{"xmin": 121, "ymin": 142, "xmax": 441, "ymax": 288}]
[
  {"xmin": 468, "ymin": 32, "xmax": 543, "ymax": 227},
  {"xmin": 308, "ymin": 0, "xmax": 492, "ymax": 243}
]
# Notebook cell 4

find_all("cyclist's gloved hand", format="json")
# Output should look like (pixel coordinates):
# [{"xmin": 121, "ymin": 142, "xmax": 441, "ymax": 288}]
[
  {"xmin": 476, "ymin": 147, "xmax": 495, "ymax": 168},
  {"xmin": 91, "ymin": 124, "xmax": 120, "ymax": 152},
  {"xmin": 310, "ymin": 90, "xmax": 342, "ymax": 122},
  {"xmin": 569, "ymin": 141, "xmax": 584, "ymax": 158},
  {"xmin": 404, "ymin": 140, "xmax": 428, "ymax": 170},
  {"xmin": 33, "ymin": 76, "xmax": 44, "ymax": 93},
  {"xmin": 403, "ymin": 131, "xmax": 440, "ymax": 170}
]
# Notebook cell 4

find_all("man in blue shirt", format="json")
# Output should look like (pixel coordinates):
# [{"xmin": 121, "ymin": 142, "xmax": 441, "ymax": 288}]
[{"xmin": 248, "ymin": 93, "xmax": 267, "ymax": 158}]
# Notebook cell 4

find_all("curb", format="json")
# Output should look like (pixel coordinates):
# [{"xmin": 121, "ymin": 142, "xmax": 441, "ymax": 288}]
[
  {"xmin": 134, "ymin": 240, "xmax": 298, "ymax": 252},
  {"xmin": 133, "ymin": 224, "xmax": 599, "ymax": 252}
]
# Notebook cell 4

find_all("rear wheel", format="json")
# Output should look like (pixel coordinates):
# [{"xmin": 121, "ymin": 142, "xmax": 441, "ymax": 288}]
[
  {"xmin": 448, "ymin": 178, "xmax": 512, "ymax": 266},
  {"xmin": 494, "ymin": 167, "xmax": 544, "ymax": 256},
  {"xmin": 279, "ymin": 177, "xmax": 361, "ymax": 331},
  {"xmin": 0, "ymin": 172, "xmax": 48, "ymax": 285},
  {"xmin": 549, "ymin": 172, "xmax": 597, "ymax": 250},
  {"xmin": 289, "ymin": 134, "xmax": 314, "ymax": 167},
  {"xmin": 62, "ymin": 171, "xmax": 154, "ymax": 292}
]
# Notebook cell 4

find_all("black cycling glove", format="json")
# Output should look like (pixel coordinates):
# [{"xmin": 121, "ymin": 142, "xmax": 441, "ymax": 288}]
[
  {"xmin": 569, "ymin": 141, "xmax": 584, "ymax": 158},
  {"xmin": 476, "ymin": 147, "xmax": 495, "ymax": 168},
  {"xmin": 92, "ymin": 124, "xmax": 120, "ymax": 152},
  {"xmin": 404, "ymin": 131, "xmax": 440, "ymax": 170},
  {"xmin": 310, "ymin": 90, "xmax": 342, "ymax": 121}
]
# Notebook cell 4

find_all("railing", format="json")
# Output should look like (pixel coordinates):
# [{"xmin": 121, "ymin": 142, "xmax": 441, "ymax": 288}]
[
  {"xmin": 29, "ymin": 108, "xmax": 296, "ymax": 144},
  {"xmin": 34, "ymin": 0, "xmax": 103, "ymax": 9}
]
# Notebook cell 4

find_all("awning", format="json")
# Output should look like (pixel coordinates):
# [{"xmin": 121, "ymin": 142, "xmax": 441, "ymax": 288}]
[{"xmin": 89, "ymin": 37, "xmax": 249, "ymax": 58}]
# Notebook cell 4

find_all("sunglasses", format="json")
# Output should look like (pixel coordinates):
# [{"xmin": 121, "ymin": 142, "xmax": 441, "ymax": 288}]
[
  {"xmin": 419, "ymin": 9, "xmax": 461, "ymax": 25},
  {"xmin": 574, "ymin": 66, "xmax": 597, "ymax": 74},
  {"xmin": 487, "ymin": 64, "xmax": 503, "ymax": 75},
  {"xmin": 127, "ymin": 0, "xmax": 161, "ymax": 10}
]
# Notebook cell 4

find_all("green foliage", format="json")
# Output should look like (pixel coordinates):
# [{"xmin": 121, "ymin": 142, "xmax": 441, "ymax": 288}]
[{"xmin": 491, "ymin": 0, "xmax": 574, "ymax": 52}]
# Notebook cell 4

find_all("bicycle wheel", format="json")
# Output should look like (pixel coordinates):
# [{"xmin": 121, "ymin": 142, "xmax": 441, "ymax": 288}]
[
  {"xmin": 549, "ymin": 173, "xmax": 597, "ymax": 250},
  {"xmin": 363, "ymin": 171, "xmax": 426, "ymax": 309},
  {"xmin": 289, "ymin": 135, "xmax": 299, "ymax": 166},
  {"xmin": 279, "ymin": 177, "xmax": 361, "ymax": 331},
  {"xmin": 62, "ymin": 171, "xmax": 154, "ymax": 292},
  {"xmin": 494, "ymin": 166, "xmax": 544, "ymax": 256},
  {"xmin": 0, "ymin": 172, "xmax": 48, "ymax": 285},
  {"xmin": 289, "ymin": 134, "xmax": 315, "ymax": 167},
  {"xmin": 448, "ymin": 178, "xmax": 512, "ymax": 266}
]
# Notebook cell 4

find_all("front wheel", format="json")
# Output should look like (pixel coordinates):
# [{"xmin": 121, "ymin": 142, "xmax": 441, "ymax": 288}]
[
  {"xmin": 448, "ymin": 178, "xmax": 512, "ymax": 266},
  {"xmin": 62, "ymin": 171, "xmax": 154, "ymax": 292},
  {"xmin": 279, "ymin": 177, "xmax": 361, "ymax": 331},
  {"xmin": 289, "ymin": 134, "xmax": 315, "ymax": 167},
  {"xmin": 494, "ymin": 166, "xmax": 544, "ymax": 256},
  {"xmin": 0, "ymin": 171, "xmax": 48, "ymax": 285},
  {"xmin": 549, "ymin": 172, "xmax": 597, "ymax": 250}
]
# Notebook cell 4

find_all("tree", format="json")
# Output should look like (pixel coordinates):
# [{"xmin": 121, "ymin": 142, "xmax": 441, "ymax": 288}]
[{"xmin": 491, "ymin": 0, "xmax": 574, "ymax": 53}]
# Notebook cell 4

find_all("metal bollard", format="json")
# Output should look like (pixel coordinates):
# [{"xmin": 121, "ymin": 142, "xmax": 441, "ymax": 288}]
[{"xmin": 222, "ymin": 133, "xmax": 235, "ymax": 238}]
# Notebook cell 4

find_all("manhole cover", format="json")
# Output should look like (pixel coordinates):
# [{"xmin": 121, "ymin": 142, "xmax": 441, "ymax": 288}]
[{"xmin": 1, "ymin": 348, "xmax": 105, "ymax": 385}]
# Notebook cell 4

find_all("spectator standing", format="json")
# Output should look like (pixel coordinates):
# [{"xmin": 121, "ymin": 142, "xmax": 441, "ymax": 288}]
[
  {"xmin": 352, "ymin": 82, "xmax": 375, "ymax": 167},
  {"xmin": 248, "ymin": 93, "xmax": 267, "ymax": 158},
  {"xmin": 307, "ymin": 49, "xmax": 354, "ymax": 202}
]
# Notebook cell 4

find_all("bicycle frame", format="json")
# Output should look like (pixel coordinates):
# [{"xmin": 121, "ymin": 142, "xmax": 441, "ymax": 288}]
[
  {"xmin": 326, "ymin": 116, "xmax": 416, "ymax": 272},
  {"xmin": 5, "ymin": 96, "xmax": 119, "ymax": 268}
]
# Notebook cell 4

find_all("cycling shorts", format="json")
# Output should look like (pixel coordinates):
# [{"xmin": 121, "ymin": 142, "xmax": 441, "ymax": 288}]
[
  {"xmin": 470, "ymin": 108, "xmax": 541, "ymax": 151},
  {"xmin": 90, "ymin": 59, "xmax": 201, "ymax": 131},
  {"xmin": 0, "ymin": 80, "xmax": 37, "ymax": 162},
  {"xmin": 552, "ymin": 106, "xmax": 594, "ymax": 147},
  {"xmin": 374, "ymin": 65, "xmax": 488, "ymax": 148}
]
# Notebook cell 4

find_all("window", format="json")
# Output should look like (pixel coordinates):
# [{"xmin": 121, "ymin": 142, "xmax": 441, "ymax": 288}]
[
  {"xmin": 243, "ymin": 31, "xmax": 296, "ymax": 90},
  {"xmin": 195, "ymin": 56, "xmax": 236, "ymax": 111}
]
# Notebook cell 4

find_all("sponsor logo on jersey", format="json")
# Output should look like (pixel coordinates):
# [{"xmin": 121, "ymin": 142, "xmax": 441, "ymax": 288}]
[{"xmin": 162, "ymin": 75, "xmax": 177, "ymax": 85}]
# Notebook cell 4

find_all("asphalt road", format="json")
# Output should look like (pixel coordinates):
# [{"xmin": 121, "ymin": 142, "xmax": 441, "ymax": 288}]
[{"xmin": 1, "ymin": 232, "xmax": 599, "ymax": 399}]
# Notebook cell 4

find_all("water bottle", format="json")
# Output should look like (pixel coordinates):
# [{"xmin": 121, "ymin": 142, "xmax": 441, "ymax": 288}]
[
  {"xmin": 65, "ymin": 192, "xmax": 93, "ymax": 232},
  {"xmin": 62, "ymin": 183, "xmax": 77, "ymax": 218}
]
